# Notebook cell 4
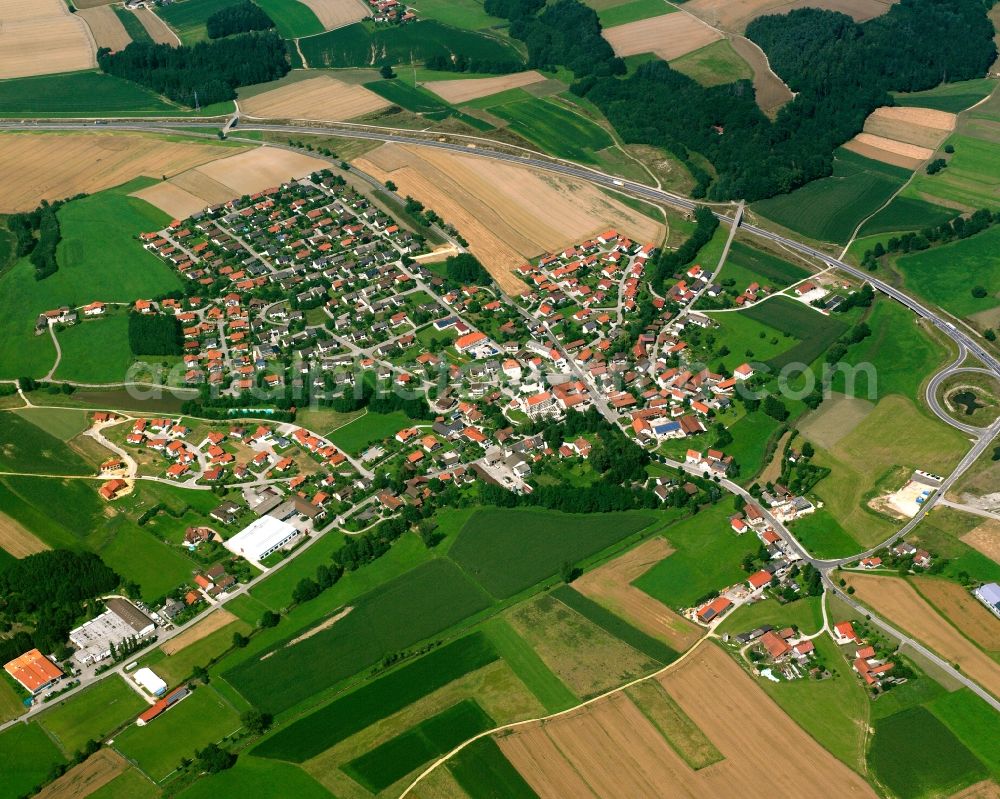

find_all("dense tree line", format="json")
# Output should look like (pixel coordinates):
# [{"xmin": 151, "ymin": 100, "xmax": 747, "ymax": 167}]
[
  {"xmin": 493, "ymin": 0, "xmax": 624, "ymax": 79},
  {"xmin": 29, "ymin": 206, "xmax": 60, "ymax": 281},
  {"xmin": 0, "ymin": 551, "xmax": 120, "ymax": 658},
  {"xmin": 653, "ymin": 205, "xmax": 718, "ymax": 291},
  {"xmin": 568, "ymin": 0, "xmax": 995, "ymax": 200},
  {"xmin": 861, "ymin": 207, "xmax": 998, "ymax": 268},
  {"xmin": 444, "ymin": 253, "xmax": 491, "ymax": 285},
  {"xmin": 97, "ymin": 31, "xmax": 289, "ymax": 107},
  {"xmin": 424, "ymin": 54, "xmax": 525, "ymax": 74},
  {"xmin": 128, "ymin": 312, "xmax": 182, "ymax": 356},
  {"xmin": 206, "ymin": 0, "xmax": 274, "ymax": 38}
]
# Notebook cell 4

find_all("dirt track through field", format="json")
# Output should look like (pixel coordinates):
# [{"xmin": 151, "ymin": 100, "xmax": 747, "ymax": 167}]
[
  {"xmin": 354, "ymin": 143, "xmax": 664, "ymax": 294},
  {"xmin": 0, "ymin": 132, "xmax": 243, "ymax": 213},
  {"xmin": 35, "ymin": 749, "xmax": 128, "ymax": 799},
  {"xmin": 298, "ymin": 0, "xmax": 370, "ymax": 29},
  {"xmin": 161, "ymin": 609, "xmax": 238, "ymax": 655},
  {"xmin": 240, "ymin": 75, "xmax": 389, "ymax": 121},
  {"xmin": 0, "ymin": 0, "xmax": 96, "ymax": 79},
  {"xmin": 603, "ymin": 14, "xmax": 722, "ymax": 61},
  {"xmin": 0, "ymin": 510, "xmax": 49, "ymax": 557},
  {"xmin": 912, "ymin": 576, "xmax": 1000, "ymax": 652},
  {"xmin": 961, "ymin": 520, "xmax": 1000, "ymax": 565},
  {"xmin": 573, "ymin": 538, "xmax": 702, "ymax": 651},
  {"xmin": 77, "ymin": 6, "xmax": 132, "ymax": 52},
  {"xmin": 425, "ymin": 71, "xmax": 547, "ymax": 104},
  {"xmin": 500, "ymin": 642, "xmax": 877, "ymax": 798},
  {"xmin": 844, "ymin": 572, "xmax": 1000, "ymax": 699}
]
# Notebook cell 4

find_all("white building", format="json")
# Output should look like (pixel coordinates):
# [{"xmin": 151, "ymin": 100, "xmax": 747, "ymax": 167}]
[
  {"xmin": 975, "ymin": 582, "xmax": 1000, "ymax": 619},
  {"xmin": 69, "ymin": 599, "xmax": 156, "ymax": 667},
  {"xmin": 225, "ymin": 515, "xmax": 300, "ymax": 563},
  {"xmin": 133, "ymin": 667, "xmax": 167, "ymax": 697}
]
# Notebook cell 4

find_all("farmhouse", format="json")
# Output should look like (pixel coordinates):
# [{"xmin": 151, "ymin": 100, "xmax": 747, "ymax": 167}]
[
  {"xmin": 833, "ymin": 621, "xmax": 859, "ymax": 645},
  {"xmin": 3, "ymin": 649, "xmax": 63, "ymax": 695},
  {"xmin": 224, "ymin": 515, "xmax": 300, "ymax": 563},
  {"xmin": 696, "ymin": 596, "xmax": 733, "ymax": 623}
]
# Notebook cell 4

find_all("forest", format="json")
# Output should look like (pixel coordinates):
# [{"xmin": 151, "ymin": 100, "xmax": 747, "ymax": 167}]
[
  {"xmin": 206, "ymin": 0, "xmax": 275, "ymax": 39},
  {"xmin": 8, "ymin": 198, "xmax": 80, "ymax": 281},
  {"xmin": 0, "ymin": 551, "xmax": 120, "ymax": 660},
  {"xmin": 97, "ymin": 31, "xmax": 289, "ymax": 106},
  {"xmin": 444, "ymin": 253, "xmax": 491, "ymax": 285},
  {"xmin": 490, "ymin": 0, "xmax": 995, "ymax": 200},
  {"xmin": 128, "ymin": 312, "xmax": 183, "ymax": 356}
]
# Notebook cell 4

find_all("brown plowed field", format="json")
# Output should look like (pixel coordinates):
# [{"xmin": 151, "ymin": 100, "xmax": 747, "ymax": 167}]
[
  {"xmin": 240, "ymin": 75, "xmax": 389, "ymax": 121},
  {"xmin": 961, "ymin": 519, "xmax": 1000, "ymax": 565},
  {"xmin": 500, "ymin": 642, "xmax": 877, "ymax": 798},
  {"xmin": 684, "ymin": 0, "xmax": 892, "ymax": 32},
  {"xmin": 35, "ymin": 749, "xmax": 128, "ymax": 799},
  {"xmin": 0, "ymin": 132, "xmax": 245, "ymax": 213},
  {"xmin": 844, "ymin": 572, "xmax": 1000, "ymax": 699},
  {"xmin": 864, "ymin": 106, "xmax": 956, "ymax": 149},
  {"xmin": 136, "ymin": 147, "xmax": 330, "ymax": 215},
  {"xmin": 912, "ymin": 576, "xmax": 1000, "ymax": 652},
  {"xmin": 161, "ymin": 609, "xmax": 238, "ymax": 655},
  {"xmin": 603, "ymin": 14, "xmax": 722, "ymax": 61},
  {"xmin": 951, "ymin": 781, "xmax": 1000, "ymax": 799},
  {"xmin": 0, "ymin": 510, "xmax": 49, "ymax": 557},
  {"xmin": 0, "ymin": 0, "xmax": 96, "ymax": 79},
  {"xmin": 354, "ymin": 143, "xmax": 664, "ymax": 294},
  {"xmin": 843, "ymin": 133, "xmax": 929, "ymax": 169},
  {"xmin": 573, "ymin": 538, "xmax": 702, "ymax": 651},
  {"xmin": 298, "ymin": 0, "xmax": 370, "ymax": 29},
  {"xmin": 426, "ymin": 71, "xmax": 548, "ymax": 104},
  {"xmin": 77, "ymin": 6, "xmax": 131, "ymax": 52},
  {"xmin": 728, "ymin": 36, "xmax": 793, "ymax": 116},
  {"xmin": 133, "ymin": 7, "xmax": 178, "ymax": 45}
]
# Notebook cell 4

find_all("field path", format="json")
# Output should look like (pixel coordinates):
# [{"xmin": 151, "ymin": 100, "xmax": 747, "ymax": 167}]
[{"xmin": 44, "ymin": 325, "xmax": 62, "ymax": 381}]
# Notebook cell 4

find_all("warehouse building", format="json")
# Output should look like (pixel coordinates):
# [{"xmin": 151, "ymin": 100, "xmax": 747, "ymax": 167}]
[
  {"xmin": 69, "ymin": 598, "xmax": 156, "ymax": 667},
  {"xmin": 3, "ymin": 649, "xmax": 63, "ymax": 695},
  {"xmin": 133, "ymin": 667, "xmax": 167, "ymax": 697},
  {"xmin": 224, "ymin": 515, "xmax": 300, "ymax": 563}
]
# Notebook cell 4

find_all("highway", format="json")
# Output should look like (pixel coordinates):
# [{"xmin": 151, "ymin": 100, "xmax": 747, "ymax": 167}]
[{"xmin": 6, "ymin": 117, "xmax": 1000, "ymax": 716}]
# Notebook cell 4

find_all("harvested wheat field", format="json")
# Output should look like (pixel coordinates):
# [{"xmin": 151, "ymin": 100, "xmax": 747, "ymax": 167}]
[
  {"xmin": 137, "ymin": 147, "xmax": 330, "ymax": 214},
  {"xmin": 864, "ymin": 106, "xmax": 957, "ymax": 148},
  {"xmin": 299, "ymin": 0, "xmax": 370, "ymax": 29},
  {"xmin": 35, "ymin": 749, "xmax": 129, "ymax": 799},
  {"xmin": 574, "ymin": 538, "xmax": 702, "ymax": 651},
  {"xmin": 425, "ymin": 71, "xmax": 547, "ymax": 104},
  {"xmin": 844, "ymin": 572, "xmax": 1000, "ymax": 698},
  {"xmin": 161, "ymin": 609, "xmax": 238, "ymax": 655},
  {"xmin": 684, "ymin": 0, "xmax": 892, "ymax": 31},
  {"xmin": 728, "ymin": 36, "xmax": 793, "ymax": 116},
  {"xmin": 354, "ymin": 143, "xmax": 664, "ymax": 294},
  {"xmin": 0, "ymin": 132, "xmax": 244, "ymax": 213},
  {"xmin": 843, "ymin": 132, "xmax": 932, "ymax": 169},
  {"xmin": 498, "ymin": 642, "xmax": 877, "ymax": 798},
  {"xmin": 0, "ymin": 0, "xmax": 96, "ymax": 79},
  {"xmin": 961, "ymin": 519, "xmax": 1000, "ymax": 565},
  {"xmin": 77, "ymin": 6, "xmax": 132, "ymax": 52},
  {"xmin": 912, "ymin": 576, "xmax": 1000, "ymax": 652},
  {"xmin": 240, "ymin": 75, "xmax": 389, "ymax": 121},
  {"xmin": 0, "ymin": 510, "xmax": 49, "ymax": 557},
  {"xmin": 952, "ymin": 781, "xmax": 1000, "ymax": 799},
  {"xmin": 133, "ymin": 7, "xmax": 178, "ymax": 45},
  {"xmin": 604, "ymin": 14, "xmax": 722, "ymax": 61}
]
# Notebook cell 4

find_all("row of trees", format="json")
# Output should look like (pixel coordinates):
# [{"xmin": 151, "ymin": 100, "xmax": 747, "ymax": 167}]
[
  {"xmin": 570, "ymin": 0, "xmax": 995, "ymax": 201},
  {"xmin": 206, "ymin": 0, "xmax": 274, "ymax": 38},
  {"xmin": 128, "ymin": 312, "xmax": 183, "ymax": 356},
  {"xmin": 653, "ymin": 205, "xmax": 718, "ymax": 291},
  {"xmin": 97, "ymin": 31, "xmax": 289, "ymax": 106},
  {"xmin": 7, "ymin": 198, "xmax": 80, "ymax": 281},
  {"xmin": 861, "ymin": 208, "xmax": 998, "ymax": 269},
  {"xmin": 424, "ymin": 54, "xmax": 525, "ymax": 74}
]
